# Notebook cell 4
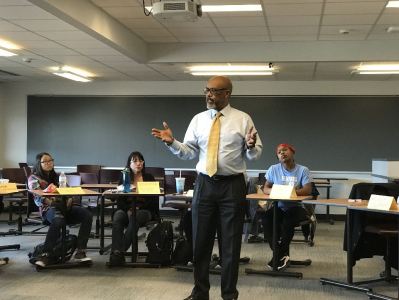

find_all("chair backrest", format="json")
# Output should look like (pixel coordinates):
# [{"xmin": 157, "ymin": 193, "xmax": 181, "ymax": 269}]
[
  {"xmin": 173, "ymin": 170, "xmax": 197, "ymax": 191},
  {"xmin": 165, "ymin": 174, "xmax": 177, "ymax": 194},
  {"xmin": 18, "ymin": 162, "xmax": 28, "ymax": 168},
  {"xmin": 258, "ymin": 172, "xmax": 266, "ymax": 187},
  {"xmin": 1, "ymin": 168, "xmax": 26, "ymax": 184},
  {"xmin": 99, "ymin": 169, "xmax": 121, "ymax": 184},
  {"xmin": 310, "ymin": 182, "xmax": 319, "ymax": 200},
  {"xmin": 76, "ymin": 164, "xmax": 101, "ymax": 178},
  {"xmin": 66, "ymin": 174, "xmax": 81, "ymax": 187},
  {"xmin": 80, "ymin": 172, "xmax": 99, "ymax": 184},
  {"xmin": 146, "ymin": 167, "xmax": 165, "ymax": 189}
]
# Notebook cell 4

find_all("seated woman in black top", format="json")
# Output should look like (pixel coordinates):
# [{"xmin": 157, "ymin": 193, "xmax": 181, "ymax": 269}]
[
  {"xmin": 109, "ymin": 151, "xmax": 160, "ymax": 266},
  {"xmin": 28, "ymin": 152, "xmax": 93, "ymax": 267}
]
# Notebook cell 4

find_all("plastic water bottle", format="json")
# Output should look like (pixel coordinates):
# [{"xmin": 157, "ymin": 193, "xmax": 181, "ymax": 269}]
[
  {"xmin": 122, "ymin": 168, "xmax": 130, "ymax": 193},
  {"xmin": 59, "ymin": 171, "xmax": 67, "ymax": 188}
]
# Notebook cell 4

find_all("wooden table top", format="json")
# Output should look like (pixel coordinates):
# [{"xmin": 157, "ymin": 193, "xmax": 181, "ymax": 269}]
[
  {"xmin": 0, "ymin": 189, "xmax": 26, "ymax": 196},
  {"xmin": 246, "ymin": 193, "xmax": 312, "ymax": 201},
  {"xmin": 29, "ymin": 189, "xmax": 101, "ymax": 197}
]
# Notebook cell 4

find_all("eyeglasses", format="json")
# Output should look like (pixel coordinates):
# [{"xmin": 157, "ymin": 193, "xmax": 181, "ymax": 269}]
[
  {"xmin": 203, "ymin": 88, "xmax": 229, "ymax": 95},
  {"xmin": 130, "ymin": 159, "xmax": 144, "ymax": 164},
  {"xmin": 41, "ymin": 159, "xmax": 54, "ymax": 164}
]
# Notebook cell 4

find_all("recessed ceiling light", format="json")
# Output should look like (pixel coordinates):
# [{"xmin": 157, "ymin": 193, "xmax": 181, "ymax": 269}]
[
  {"xmin": 202, "ymin": 5, "xmax": 262, "ymax": 12},
  {"xmin": 0, "ymin": 38, "xmax": 20, "ymax": 50},
  {"xmin": 50, "ymin": 65, "xmax": 93, "ymax": 82},
  {"xmin": 387, "ymin": 26, "xmax": 399, "ymax": 33},
  {"xmin": 354, "ymin": 63, "xmax": 399, "ymax": 74},
  {"xmin": 0, "ymin": 48, "xmax": 17, "ymax": 57},
  {"xmin": 191, "ymin": 71, "xmax": 273, "ymax": 76},
  {"xmin": 188, "ymin": 64, "xmax": 276, "ymax": 76},
  {"xmin": 145, "ymin": 4, "xmax": 262, "ymax": 12},
  {"xmin": 386, "ymin": 1, "xmax": 399, "ymax": 8},
  {"xmin": 53, "ymin": 72, "xmax": 92, "ymax": 82}
]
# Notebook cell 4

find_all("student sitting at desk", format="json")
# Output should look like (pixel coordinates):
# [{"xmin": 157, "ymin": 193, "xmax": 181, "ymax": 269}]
[
  {"xmin": 109, "ymin": 151, "xmax": 159, "ymax": 266},
  {"xmin": 28, "ymin": 152, "xmax": 93, "ymax": 267},
  {"xmin": 261, "ymin": 144, "xmax": 312, "ymax": 271}
]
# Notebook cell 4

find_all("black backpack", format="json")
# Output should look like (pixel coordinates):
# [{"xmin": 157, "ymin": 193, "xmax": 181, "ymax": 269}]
[
  {"xmin": 28, "ymin": 234, "xmax": 77, "ymax": 265},
  {"xmin": 145, "ymin": 221, "xmax": 174, "ymax": 266},
  {"xmin": 172, "ymin": 236, "xmax": 193, "ymax": 266}
]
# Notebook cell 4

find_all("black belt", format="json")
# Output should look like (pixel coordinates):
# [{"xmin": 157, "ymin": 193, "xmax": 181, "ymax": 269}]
[{"xmin": 200, "ymin": 173, "xmax": 242, "ymax": 181}]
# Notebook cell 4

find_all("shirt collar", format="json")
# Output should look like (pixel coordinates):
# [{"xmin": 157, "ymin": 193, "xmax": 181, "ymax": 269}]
[{"xmin": 209, "ymin": 104, "xmax": 231, "ymax": 118}]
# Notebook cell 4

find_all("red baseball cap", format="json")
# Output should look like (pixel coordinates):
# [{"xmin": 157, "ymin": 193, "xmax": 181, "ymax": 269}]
[{"xmin": 276, "ymin": 143, "xmax": 296, "ymax": 154}]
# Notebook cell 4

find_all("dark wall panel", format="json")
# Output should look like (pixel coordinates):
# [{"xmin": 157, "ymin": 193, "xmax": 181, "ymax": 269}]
[{"xmin": 27, "ymin": 96, "xmax": 399, "ymax": 171}]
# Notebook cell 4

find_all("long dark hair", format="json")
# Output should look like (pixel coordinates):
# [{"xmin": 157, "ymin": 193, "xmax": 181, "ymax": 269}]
[
  {"xmin": 125, "ymin": 151, "xmax": 146, "ymax": 175},
  {"xmin": 33, "ymin": 152, "xmax": 58, "ymax": 185}
]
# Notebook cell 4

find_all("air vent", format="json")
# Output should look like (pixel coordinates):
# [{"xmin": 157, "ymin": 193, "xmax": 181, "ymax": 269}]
[
  {"xmin": 164, "ymin": 2, "xmax": 186, "ymax": 10},
  {"xmin": 0, "ymin": 69, "xmax": 20, "ymax": 76}
]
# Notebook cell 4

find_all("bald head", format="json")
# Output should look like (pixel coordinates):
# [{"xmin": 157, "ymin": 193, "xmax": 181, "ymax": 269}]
[{"xmin": 208, "ymin": 76, "xmax": 233, "ymax": 93}]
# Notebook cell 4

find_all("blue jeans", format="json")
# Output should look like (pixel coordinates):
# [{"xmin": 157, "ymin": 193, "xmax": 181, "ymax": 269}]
[{"xmin": 43, "ymin": 206, "xmax": 92, "ymax": 252}]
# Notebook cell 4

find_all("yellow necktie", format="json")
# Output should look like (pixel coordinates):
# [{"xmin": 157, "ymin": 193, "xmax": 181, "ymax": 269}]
[{"xmin": 206, "ymin": 112, "xmax": 222, "ymax": 177}]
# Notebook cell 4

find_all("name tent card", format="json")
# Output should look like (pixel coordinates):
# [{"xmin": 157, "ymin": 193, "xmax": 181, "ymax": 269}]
[
  {"xmin": 269, "ymin": 184, "xmax": 297, "ymax": 199},
  {"xmin": 0, "ymin": 182, "xmax": 18, "ymax": 193},
  {"xmin": 57, "ymin": 187, "xmax": 84, "ymax": 195},
  {"xmin": 368, "ymin": 194, "xmax": 398, "ymax": 211},
  {"xmin": 137, "ymin": 181, "xmax": 161, "ymax": 194}
]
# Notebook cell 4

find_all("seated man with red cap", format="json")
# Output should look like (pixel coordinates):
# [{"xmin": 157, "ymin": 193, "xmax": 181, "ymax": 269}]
[{"xmin": 261, "ymin": 143, "xmax": 312, "ymax": 271}]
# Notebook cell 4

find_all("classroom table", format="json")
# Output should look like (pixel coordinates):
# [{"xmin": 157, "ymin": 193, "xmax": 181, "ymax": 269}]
[
  {"xmin": 0, "ymin": 189, "xmax": 24, "ymax": 265},
  {"xmin": 28, "ymin": 188, "xmax": 101, "ymax": 271},
  {"xmin": 101, "ymin": 190, "xmax": 163, "ymax": 267},
  {"xmin": 313, "ymin": 177, "xmax": 348, "ymax": 224},
  {"xmin": 302, "ymin": 198, "xmax": 399, "ymax": 299},
  {"xmin": 245, "ymin": 193, "xmax": 313, "ymax": 279}
]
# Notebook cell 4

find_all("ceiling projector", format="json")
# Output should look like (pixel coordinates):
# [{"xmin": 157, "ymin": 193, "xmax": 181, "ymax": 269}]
[{"xmin": 152, "ymin": 0, "xmax": 202, "ymax": 21}]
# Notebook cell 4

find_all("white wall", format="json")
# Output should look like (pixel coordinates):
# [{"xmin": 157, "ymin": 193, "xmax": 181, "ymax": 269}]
[{"xmin": 0, "ymin": 84, "xmax": 5, "ymax": 167}]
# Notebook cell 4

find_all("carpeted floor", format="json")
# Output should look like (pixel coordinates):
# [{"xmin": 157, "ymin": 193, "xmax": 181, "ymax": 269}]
[{"xmin": 0, "ymin": 217, "xmax": 397, "ymax": 300}]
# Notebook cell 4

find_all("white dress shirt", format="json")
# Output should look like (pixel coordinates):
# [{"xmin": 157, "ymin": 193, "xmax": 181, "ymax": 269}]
[{"xmin": 168, "ymin": 104, "xmax": 263, "ymax": 176}]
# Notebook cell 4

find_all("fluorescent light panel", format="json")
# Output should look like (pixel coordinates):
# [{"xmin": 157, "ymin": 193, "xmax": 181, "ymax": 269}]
[
  {"xmin": 0, "ymin": 48, "xmax": 17, "ymax": 57},
  {"xmin": 202, "ymin": 5, "xmax": 262, "ymax": 12},
  {"xmin": 145, "ymin": 4, "xmax": 262, "ymax": 12},
  {"xmin": 355, "ymin": 63, "xmax": 399, "ymax": 75},
  {"xmin": 0, "ymin": 38, "xmax": 20, "ymax": 50},
  {"xmin": 192, "ymin": 71, "xmax": 273, "ymax": 76},
  {"xmin": 358, "ymin": 71, "xmax": 399, "ymax": 74},
  {"xmin": 189, "ymin": 64, "xmax": 275, "ymax": 76},
  {"xmin": 51, "ymin": 65, "xmax": 93, "ymax": 82},
  {"xmin": 386, "ymin": 1, "xmax": 399, "ymax": 8},
  {"xmin": 190, "ymin": 65, "xmax": 273, "ymax": 72},
  {"xmin": 53, "ymin": 72, "xmax": 92, "ymax": 82}
]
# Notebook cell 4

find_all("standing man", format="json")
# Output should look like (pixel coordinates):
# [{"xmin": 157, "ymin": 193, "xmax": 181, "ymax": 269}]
[{"xmin": 152, "ymin": 76, "xmax": 262, "ymax": 300}]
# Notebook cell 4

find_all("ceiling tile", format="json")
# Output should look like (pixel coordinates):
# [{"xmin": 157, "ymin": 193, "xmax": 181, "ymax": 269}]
[
  {"xmin": 324, "ymin": 2, "xmax": 386, "ymax": 15},
  {"xmin": 322, "ymin": 14, "xmax": 379, "ymax": 25},
  {"xmin": 0, "ymin": 5, "xmax": 56, "ymax": 19},
  {"xmin": 224, "ymin": 35, "xmax": 270, "ymax": 42},
  {"xmin": 268, "ymin": 15, "xmax": 320, "ymax": 26},
  {"xmin": 212, "ymin": 16, "xmax": 266, "ymax": 27},
  {"xmin": 270, "ymin": 26, "xmax": 319, "ymax": 35},
  {"xmin": 271, "ymin": 35, "xmax": 317, "ymax": 41},
  {"xmin": 0, "ymin": 20, "xmax": 25, "ymax": 31},
  {"xmin": 218, "ymin": 27, "xmax": 268, "ymax": 36},
  {"xmin": 377, "ymin": 14, "xmax": 399, "ymax": 25},
  {"xmin": 13, "ymin": 19, "xmax": 77, "ymax": 31},
  {"xmin": 320, "ymin": 24, "xmax": 372, "ymax": 35},
  {"xmin": 264, "ymin": 3, "xmax": 323, "ymax": 16},
  {"xmin": 36, "ymin": 31, "xmax": 96, "ymax": 41}
]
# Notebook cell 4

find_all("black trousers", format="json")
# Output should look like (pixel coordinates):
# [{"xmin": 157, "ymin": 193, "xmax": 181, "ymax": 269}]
[
  {"xmin": 261, "ymin": 205, "xmax": 308, "ymax": 258},
  {"xmin": 111, "ymin": 209, "xmax": 152, "ymax": 252},
  {"xmin": 191, "ymin": 173, "xmax": 246, "ymax": 300}
]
